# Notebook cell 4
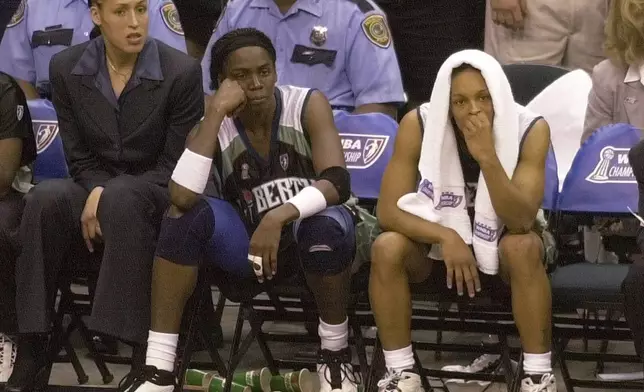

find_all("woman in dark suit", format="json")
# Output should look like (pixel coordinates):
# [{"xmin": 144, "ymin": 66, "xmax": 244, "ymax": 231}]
[{"xmin": 6, "ymin": 0, "xmax": 204, "ymax": 390}]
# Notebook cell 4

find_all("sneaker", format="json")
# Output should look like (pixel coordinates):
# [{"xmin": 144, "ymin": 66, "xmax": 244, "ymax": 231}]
[
  {"xmin": 520, "ymin": 373, "xmax": 557, "ymax": 392},
  {"xmin": 441, "ymin": 354, "xmax": 508, "ymax": 386},
  {"xmin": 317, "ymin": 348, "xmax": 360, "ymax": 392},
  {"xmin": 0, "ymin": 334, "xmax": 16, "ymax": 382},
  {"xmin": 377, "ymin": 369, "xmax": 422, "ymax": 392},
  {"xmin": 117, "ymin": 365, "xmax": 176, "ymax": 392}
]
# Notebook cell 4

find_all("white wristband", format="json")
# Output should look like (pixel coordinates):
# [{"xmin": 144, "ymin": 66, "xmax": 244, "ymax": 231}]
[
  {"xmin": 287, "ymin": 186, "xmax": 327, "ymax": 219},
  {"xmin": 171, "ymin": 148, "xmax": 212, "ymax": 194}
]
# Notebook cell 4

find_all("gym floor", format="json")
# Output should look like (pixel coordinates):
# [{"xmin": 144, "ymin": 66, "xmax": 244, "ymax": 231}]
[{"xmin": 48, "ymin": 290, "xmax": 642, "ymax": 392}]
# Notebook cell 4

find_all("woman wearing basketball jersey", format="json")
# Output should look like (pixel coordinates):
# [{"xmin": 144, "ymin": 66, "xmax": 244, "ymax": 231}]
[{"xmin": 123, "ymin": 28, "xmax": 360, "ymax": 392}]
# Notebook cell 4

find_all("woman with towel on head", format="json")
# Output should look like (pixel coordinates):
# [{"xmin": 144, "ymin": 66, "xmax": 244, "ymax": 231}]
[{"xmin": 368, "ymin": 50, "xmax": 556, "ymax": 392}]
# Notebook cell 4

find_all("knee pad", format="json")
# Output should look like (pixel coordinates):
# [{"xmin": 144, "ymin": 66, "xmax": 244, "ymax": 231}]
[
  {"xmin": 155, "ymin": 199, "xmax": 215, "ymax": 266},
  {"xmin": 295, "ymin": 207, "xmax": 356, "ymax": 276}
]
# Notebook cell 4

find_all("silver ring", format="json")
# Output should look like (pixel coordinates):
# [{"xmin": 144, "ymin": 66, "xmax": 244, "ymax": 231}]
[{"xmin": 248, "ymin": 254, "xmax": 263, "ymax": 276}]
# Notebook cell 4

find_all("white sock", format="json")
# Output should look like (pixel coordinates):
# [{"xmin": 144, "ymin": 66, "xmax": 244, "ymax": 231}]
[
  {"xmin": 146, "ymin": 331, "xmax": 179, "ymax": 372},
  {"xmin": 523, "ymin": 352, "xmax": 552, "ymax": 375},
  {"xmin": 383, "ymin": 345, "xmax": 415, "ymax": 373},
  {"xmin": 318, "ymin": 318, "xmax": 349, "ymax": 351}
]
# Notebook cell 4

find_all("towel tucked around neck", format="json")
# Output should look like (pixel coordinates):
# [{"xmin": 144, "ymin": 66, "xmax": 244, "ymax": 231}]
[{"xmin": 397, "ymin": 49, "xmax": 522, "ymax": 275}]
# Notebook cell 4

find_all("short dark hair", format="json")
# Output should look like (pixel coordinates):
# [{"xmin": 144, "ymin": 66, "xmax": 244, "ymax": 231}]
[{"xmin": 209, "ymin": 28, "xmax": 276, "ymax": 90}]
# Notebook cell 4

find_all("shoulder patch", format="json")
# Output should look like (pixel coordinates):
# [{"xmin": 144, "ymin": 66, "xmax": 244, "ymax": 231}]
[
  {"xmin": 361, "ymin": 14, "xmax": 390, "ymax": 49},
  {"xmin": 8, "ymin": 0, "xmax": 26, "ymax": 28},
  {"xmin": 160, "ymin": 1, "xmax": 184, "ymax": 36}
]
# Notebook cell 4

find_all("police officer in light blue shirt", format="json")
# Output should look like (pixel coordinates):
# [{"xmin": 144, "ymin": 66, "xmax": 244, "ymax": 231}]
[
  {"xmin": 0, "ymin": 0, "xmax": 186, "ymax": 99},
  {"xmin": 202, "ymin": 0, "xmax": 405, "ymax": 118}
]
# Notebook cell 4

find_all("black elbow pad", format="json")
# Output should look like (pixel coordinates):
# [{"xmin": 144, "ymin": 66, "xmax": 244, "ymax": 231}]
[{"xmin": 319, "ymin": 166, "xmax": 351, "ymax": 203}]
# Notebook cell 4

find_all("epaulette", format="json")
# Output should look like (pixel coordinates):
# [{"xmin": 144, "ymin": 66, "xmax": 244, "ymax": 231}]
[{"xmin": 346, "ymin": 0, "xmax": 374, "ymax": 14}]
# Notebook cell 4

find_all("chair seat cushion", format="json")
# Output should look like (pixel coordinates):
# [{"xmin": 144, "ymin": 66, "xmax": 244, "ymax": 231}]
[{"xmin": 550, "ymin": 263, "xmax": 629, "ymax": 307}]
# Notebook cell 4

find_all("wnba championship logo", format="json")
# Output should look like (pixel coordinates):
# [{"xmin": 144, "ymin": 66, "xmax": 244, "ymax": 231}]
[
  {"xmin": 585, "ymin": 146, "xmax": 635, "ymax": 184},
  {"xmin": 339, "ymin": 134, "xmax": 389, "ymax": 169}
]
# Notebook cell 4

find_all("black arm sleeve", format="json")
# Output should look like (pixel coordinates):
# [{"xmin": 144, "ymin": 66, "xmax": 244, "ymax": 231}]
[{"xmin": 0, "ymin": 73, "xmax": 35, "ymax": 165}]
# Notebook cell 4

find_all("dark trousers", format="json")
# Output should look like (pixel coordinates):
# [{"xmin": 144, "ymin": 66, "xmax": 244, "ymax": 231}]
[
  {"xmin": 622, "ymin": 257, "xmax": 644, "ymax": 365},
  {"xmin": 0, "ymin": 190, "xmax": 24, "ymax": 333},
  {"xmin": 16, "ymin": 176, "xmax": 169, "ymax": 343}
]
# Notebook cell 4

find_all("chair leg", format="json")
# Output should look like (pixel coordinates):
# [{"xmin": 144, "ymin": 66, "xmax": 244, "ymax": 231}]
[
  {"xmin": 221, "ymin": 304, "xmax": 254, "ymax": 392},
  {"xmin": 52, "ymin": 288, "xmax": 91, "ymax": 386},
  {"xmin": 582, "ymin": 309, "xmax": 590, "ymax": 352},
  {"xmin": 74, "ymin": 314, "xmax": 114, "ymax": 384},
  {"xmin": 412, "ymin": 345, "xmax": 432, "ymax": 392},
  {"xmin": 555, "ymin": 338, "xmax": 576, "ymax": 392},
  {"xmin": 434, "ymin": 302, "xmax": 450, "ymax": 361},
  {"xmin": 246, "ymin": 308, "xmax": 279, "ymax": 374},
  {"xmin": 349, "ymin": 311, "xmax": 368, "ymax": 383},
  {"xmin": 365, "ymin": 337, "xmax": 385, "ymax": 392},
  {"xmin": 499, "ymin": 335, "xmax": 517, "ymax": 390},
  {"xmin": 63, "ymin": 338, "xmax": 89, "ymax": 385}
]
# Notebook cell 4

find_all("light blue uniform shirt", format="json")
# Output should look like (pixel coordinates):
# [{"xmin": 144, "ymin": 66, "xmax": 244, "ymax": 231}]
[
  {"xmin": 0, "ymin": 0, "xmax": 186, "ymax": 94},
  {"xmin": 202, "ymin": 0, "xmax": 405, "ymax": 110}
]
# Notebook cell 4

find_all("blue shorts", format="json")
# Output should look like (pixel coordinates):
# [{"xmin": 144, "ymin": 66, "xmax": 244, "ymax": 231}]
[{"xmin": 156, "ymin": 197, "xmax": 357, "ymax": 278}]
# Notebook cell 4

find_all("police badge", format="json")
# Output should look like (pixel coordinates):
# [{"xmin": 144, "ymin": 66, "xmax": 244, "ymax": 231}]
[
  {"xmin": 160, "ymin": 1, "xmax": 184, "ymax": 36},
  {"xmin": 310, "ymin": 26, "xmax": 328, "ymax": 47},
  {"xmin": 16, "ymin": 105, "xmax": 24, "ymax": 121},
  {"xmin": 8, "ymin": 0, "xmax": 26, "ymax": 28}
]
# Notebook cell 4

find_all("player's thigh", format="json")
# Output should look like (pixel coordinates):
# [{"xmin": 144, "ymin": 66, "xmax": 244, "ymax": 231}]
[{"xmin": 203, "ymin": 197, "xmax": 253, "ymax": 278}]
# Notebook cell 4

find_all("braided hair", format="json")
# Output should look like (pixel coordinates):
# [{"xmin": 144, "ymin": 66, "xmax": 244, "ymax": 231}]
[{"xmin": 209, "ymin": 28, "xmax": 276, "ymax": 90}]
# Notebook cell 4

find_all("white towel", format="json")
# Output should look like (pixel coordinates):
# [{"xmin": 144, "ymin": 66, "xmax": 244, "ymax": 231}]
[{"xmin": 397, "ymin": 50, "xmax": 520, "ymax": 275}]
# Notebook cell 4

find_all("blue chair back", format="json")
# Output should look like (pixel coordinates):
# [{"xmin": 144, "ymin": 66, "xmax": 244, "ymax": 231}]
[
  {"xmin": 543, "ymin": 144, "xmax": 559, "ymax": 211},
  {"xmin": 557, "ymin": 123, "xmax": 639, "ymax": 213},
  {"xmin": 334, "ymin": 111, "xmax": 397, "ymax": 201},
  {"xmin": 28, "ymin": 99, "xmax": 68, "ymax": 181}
]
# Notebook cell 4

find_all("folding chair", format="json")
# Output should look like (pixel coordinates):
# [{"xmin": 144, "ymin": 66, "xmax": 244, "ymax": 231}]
[
  {"xmin": 28, "ymin": 99, "xmax": 69, "ymax": 182},
  {"xmin": 550, "ymin": 123, "xmax": 644, "ymax": 391},
  {"xmin": 501, "ymin": 63, "xmax": 570, "ymax": 106}
]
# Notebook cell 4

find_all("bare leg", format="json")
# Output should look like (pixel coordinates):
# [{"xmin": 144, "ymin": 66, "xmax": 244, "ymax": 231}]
[
  {"xmin": 305, "ymin": 269, "xmax": 351, "ymax": 325},
  {"xmin": 369, "ymin": 232, "xmax": 432, "ymax": 351},
  {"xmin": 150, "ymin": 257, "xmax": 199, "ymax": 333},
  {"xmin": 499, "ymin": 233, "xmax": 551, "ymax": 354}
]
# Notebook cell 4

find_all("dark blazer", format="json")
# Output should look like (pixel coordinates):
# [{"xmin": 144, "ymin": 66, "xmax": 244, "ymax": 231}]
[{"xmin": 49, "ymin": 37, "xmax": 204, "ymax": 192}]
